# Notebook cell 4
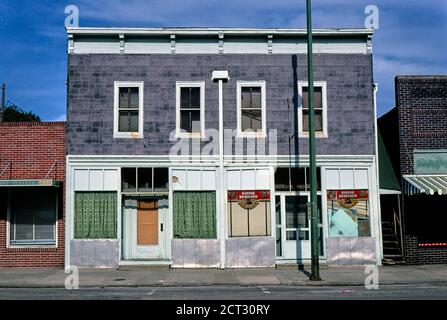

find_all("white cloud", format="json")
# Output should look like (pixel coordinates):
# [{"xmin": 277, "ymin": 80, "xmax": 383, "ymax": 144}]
[{"xmin": 49, "ymin": 114, "xmax": 67, "ymax": 122}]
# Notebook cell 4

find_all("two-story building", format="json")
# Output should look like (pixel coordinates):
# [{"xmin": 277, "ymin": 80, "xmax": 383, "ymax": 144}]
[{"xmin": 65, "ymin": 28, "xmax": 381, "ymax": 269}]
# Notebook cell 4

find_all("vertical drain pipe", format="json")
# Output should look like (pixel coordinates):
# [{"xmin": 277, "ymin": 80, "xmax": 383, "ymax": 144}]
[{"xmin": 212, "ymin": 71, "xmax": 229, "ymax": 269}]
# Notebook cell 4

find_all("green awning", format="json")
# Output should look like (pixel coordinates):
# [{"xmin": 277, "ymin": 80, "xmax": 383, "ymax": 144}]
[
  {"xmin": 0, "ymin": 179, "xmax": 61, "ymax": 188},
  {"xmin": 378, "ymin": 130, "xmax": 401, "ymax": 192}
]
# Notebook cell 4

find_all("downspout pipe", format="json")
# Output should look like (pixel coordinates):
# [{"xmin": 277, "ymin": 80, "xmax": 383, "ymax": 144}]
[
  {"xmin": 212, "ymin": 71, "xmax": 229, "ymax": 269},
  {"xmin": 373, "ymin": 83, "xmax": 383, "ymax": 265}
]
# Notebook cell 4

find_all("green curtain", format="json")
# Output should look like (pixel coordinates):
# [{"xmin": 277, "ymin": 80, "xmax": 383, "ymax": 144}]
[
  {"xmin": 74, "ymin": 192, "xmax": 117, "ymax": 239},
  {"xmin": 173, "ymin": 192, "xmax": 216, "ymax": 239}
]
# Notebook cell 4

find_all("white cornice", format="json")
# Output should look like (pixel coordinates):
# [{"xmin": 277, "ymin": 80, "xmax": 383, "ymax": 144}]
[{"xmin": 66, "ymin": 27, "xmax": 374, "ymax": 37}]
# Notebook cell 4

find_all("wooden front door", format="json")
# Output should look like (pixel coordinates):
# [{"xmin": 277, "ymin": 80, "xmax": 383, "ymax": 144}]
[
  {"xmin": 137, "ymin": 200, "xmax": 158, "ymax": 246},
  {"xmin": 122, "ymin": 197, "xmax": 167, "ymax": 261}
]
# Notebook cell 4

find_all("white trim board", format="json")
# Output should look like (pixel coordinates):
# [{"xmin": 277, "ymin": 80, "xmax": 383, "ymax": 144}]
[{"xmin": 67, "ymin": 28, "xmax": 373, "ymax": 55}]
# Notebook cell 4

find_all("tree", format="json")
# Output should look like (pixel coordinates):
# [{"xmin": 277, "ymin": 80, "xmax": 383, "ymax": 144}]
[{"xmin": 3, "ymin": 105, "xmax": 41, "ymax": 122}]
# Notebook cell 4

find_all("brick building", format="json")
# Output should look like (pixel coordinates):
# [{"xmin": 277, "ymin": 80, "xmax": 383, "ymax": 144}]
[
  {"xmin": 379, "ymin": 76, "xmax": 447, "ymax": 264},
  {"xmin": 0, "ymin": 122, "xmax": 66, "ymax": 268}
]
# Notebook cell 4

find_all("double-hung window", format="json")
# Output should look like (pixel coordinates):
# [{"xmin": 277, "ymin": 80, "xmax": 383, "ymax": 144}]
[
  {"xmin": 176, "ymin": 82, "xmax": 205, "ymax": 138},
  {"xmin": 298, "ymin": 81, "xmax": 328, "ymax": 138},
  {"xmin": 114, "ymin": 81, "xmax": 144, "ymax": 139},
  {"xmin": 9, "ymin": 188, "xmax": 57, "ymax": 246},
  {"xmin": 237, "ymin": 81, "xmax": 267, "ymax": 138}
]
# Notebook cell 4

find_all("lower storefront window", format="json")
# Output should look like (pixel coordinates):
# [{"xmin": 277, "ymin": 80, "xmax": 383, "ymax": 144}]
[
  {"xmin": 9, "ymin": 188, "xmax": 57, "ymax": 246},
  {"xmin": 74, "ymin": 192, "xmax": 117, "ymax": 239},
  {"xmin": 327, "ymin": 190, "xmax": 370, "ymax": 237},
  {"xmin": 228, "ymin": 191, "xmax": 271, "ymax": 237},
  {"xmin": 173, "ymin": 191, "xmax": 217, "ymax": 239}
]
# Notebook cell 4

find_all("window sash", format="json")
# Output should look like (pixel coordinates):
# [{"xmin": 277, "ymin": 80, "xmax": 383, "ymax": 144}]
[
  {"xmin": 118, "ymin": 110, "xmax": 139, "ymax": 133},
  {"xmin": 180, "ymin": 87, "xmax": 201, "ymax": 109},
  {"xmin": 229, "ymin": 201, "xmax": 271, "ymax": 237},
  {"xmin": 302, "ymin": 109, "xmax": 324, "ymax": 132},
  {"xmin": 119, "ymin": 87, "xmax": 139, "ymax": 110},
  {"xmin": 241, "ymin": 87, "xmax": 262, "ymax": 110},
  {"xmin": 180, "ymin": 109, "xmax": 201, "ymax": 133},
  {"xmin": 301, "ymin": 86, "xmax": 323, "ymax": 110},
  {"xmin": 9, "ymin": 189, "xmax": 56, "ymax": 246}
]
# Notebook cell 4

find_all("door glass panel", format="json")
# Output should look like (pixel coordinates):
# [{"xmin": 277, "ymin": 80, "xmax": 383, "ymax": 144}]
[
  {"xmin": 299, "ymin": 230, "xmax": 309, "ymax": 241},
  {"xmin": 286, "ymin": 230, "xmax": 296, "ymax": 241},
  {"xmin": 276, "ymin": 226, "xmax": 282, "ymax": 257},
  {"xmin": 286, "ymin": 196, "xmax": 308, "ymax": 229},
  {"xmin": 275, "ymin": 196, "xmax": 281, "ymax": 224}
]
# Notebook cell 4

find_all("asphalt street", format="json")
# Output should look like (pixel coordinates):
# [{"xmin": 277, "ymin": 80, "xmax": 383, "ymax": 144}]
[{"xmin": 1, "ymin": 284, "xmax": 447, "ymax": 300}]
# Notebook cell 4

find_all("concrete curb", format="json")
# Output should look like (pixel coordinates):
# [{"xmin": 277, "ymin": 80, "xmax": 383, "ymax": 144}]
[{"xmin": 2, "ymin": 281, "xmax": 447, "ymax": 289}]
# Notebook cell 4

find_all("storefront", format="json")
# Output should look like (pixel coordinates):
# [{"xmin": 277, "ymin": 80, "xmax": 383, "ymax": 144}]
[{"xmin": 66, "ymin": 157, "xmax": 381, "ymax": 268}]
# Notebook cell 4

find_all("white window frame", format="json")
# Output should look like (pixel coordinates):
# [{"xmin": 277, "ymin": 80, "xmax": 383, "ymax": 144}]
[
  {"xmin": 236, "ymin": 81, "xmax": 267, "ymax": 138},
  {"xmin": 7, "ymin": 189, "xmax": 58, "ymax": 248},
  {"xmin": 113, "ymin": 81, "xmax": 144, "ymax": 139},
  {"xmin": 175, "ymin": 81, "xmax": 206, "ymax": 138},
  {"xmin": 298, "ymin": 81, "xmax": 328, "ymax": 138}
]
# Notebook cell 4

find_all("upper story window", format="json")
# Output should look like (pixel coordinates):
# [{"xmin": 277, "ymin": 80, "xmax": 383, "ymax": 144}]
[
  {"xmin": 237, "ymin": 81, "xmax": 267, "ymax": 138},
  {"xmin": 298, "ymin": 81, "xmax": 328, "ymax": 138},
  {"xmin": 114, "ymin": 81, "xmax": 144, "ymax": 139},
  {"xmin": 176, "ymin": 82, "xmax": 205, "ymax": 138}
]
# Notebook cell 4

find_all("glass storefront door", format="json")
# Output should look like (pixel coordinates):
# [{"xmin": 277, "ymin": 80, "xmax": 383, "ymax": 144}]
[{"xmin": 276, "ymin": 193, "xmax": 324, "ymax": 262}]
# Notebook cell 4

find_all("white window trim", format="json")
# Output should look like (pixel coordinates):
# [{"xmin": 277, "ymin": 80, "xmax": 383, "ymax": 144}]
[
  {"xmin": 113, "ymin": 81, "xmax": 144, "ymax": 139},
  {"xmin": 7, "ymin": 189, "xmax": 59, "ymax": 249},
  {"xmin": 175, "ymin": 81, "xmax": 206, "ymax": 139},
  {"xmin": 298, "ymin": 81, "xmax": 328, "ymax": 138},
  {"xmin": 236, "ymin": 81, "xmax": 267, "ymax": 139}
]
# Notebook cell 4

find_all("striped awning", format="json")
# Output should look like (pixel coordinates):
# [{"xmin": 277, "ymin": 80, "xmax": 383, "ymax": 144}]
[{"xmin": 403, "ymin": 175, "xmax": 447, "ymax": 195}]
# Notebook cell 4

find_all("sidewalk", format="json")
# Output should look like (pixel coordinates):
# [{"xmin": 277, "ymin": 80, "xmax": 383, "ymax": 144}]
[{"xmin": 0, "ymin": 265, "xmax": 446, "ymax": 288}]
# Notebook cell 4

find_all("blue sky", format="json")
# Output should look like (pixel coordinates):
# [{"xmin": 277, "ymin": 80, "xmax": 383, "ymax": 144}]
[{"xmin": 0, "ymin": 0, "xmax": 446, "ymax": 121}]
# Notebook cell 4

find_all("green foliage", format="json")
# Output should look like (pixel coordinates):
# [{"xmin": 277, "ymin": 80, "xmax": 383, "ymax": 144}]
[{"xmin": 3, "ymin": 105, "xmax": 41, "ymax": 122}]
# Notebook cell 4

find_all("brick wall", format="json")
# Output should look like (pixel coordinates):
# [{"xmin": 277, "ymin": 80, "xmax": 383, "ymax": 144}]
[
  {"xmin": 396, "ymin": 76, "xmax": 447, "ymax": 264},
  {"xmin": 0, "ymin": 122, "xmax": 66, "ymax": 268}
]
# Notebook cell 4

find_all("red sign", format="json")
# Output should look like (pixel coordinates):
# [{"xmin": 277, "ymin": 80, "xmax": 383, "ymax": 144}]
[
  {"xmin": 228, "ymin": 191, "xmax": 271, "ymax": 201},
  {"xmin": 327, "ymin": 190, "xmax": 369, "ymax": 201}
]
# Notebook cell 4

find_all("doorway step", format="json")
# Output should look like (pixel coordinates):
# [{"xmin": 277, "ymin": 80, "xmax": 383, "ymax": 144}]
[{"xmin": 118, "ymin": 260, "xmax": 171, "ymax": 271}]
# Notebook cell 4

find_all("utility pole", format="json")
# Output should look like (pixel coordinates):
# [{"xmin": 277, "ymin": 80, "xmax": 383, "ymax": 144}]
[
  {"xmin": 0, "ymin": 83, "xmax": 5, "ymax": 123},
  {"xmin": 306, "ymin": 0, "xmax": 321, "ymax": 281}
]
